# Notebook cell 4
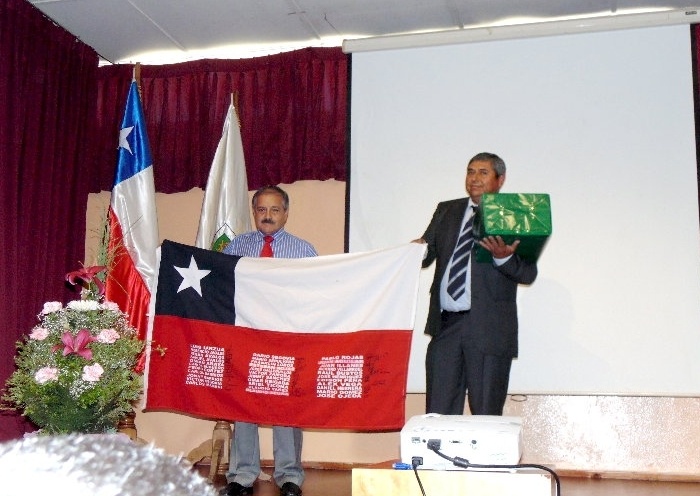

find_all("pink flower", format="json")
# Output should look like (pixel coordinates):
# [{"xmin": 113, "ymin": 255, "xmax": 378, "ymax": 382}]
[
  {"xmin": 65, "ymin": 265, "xmax": 106, "ymax": 296},
  {"xmin": 82, "ymin": 363, "xmax": 104, "ymax": 382},
  {"xmin": 34, "ymin": 367, "xmax": 59, "ymax": 384},
  {"xmin": 29, "ymin": 327, "xmax": 50, "ymax": 341},
  {"xmin": 41, "ymin": 302, "xmax": 62, "ymax": 315},
  {"xmin": 52, "ymin": 329, "xmax": 96, "ymax": 360},
  {"xmin": 96, "ymin": 328, "xmax": 120, "ymax": 344}
]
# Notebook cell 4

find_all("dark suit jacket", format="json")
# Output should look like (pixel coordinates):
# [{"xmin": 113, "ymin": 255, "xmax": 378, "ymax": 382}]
[{"xmin": 421, "ymin": 197, "xmax": 537, "ymax": 358}]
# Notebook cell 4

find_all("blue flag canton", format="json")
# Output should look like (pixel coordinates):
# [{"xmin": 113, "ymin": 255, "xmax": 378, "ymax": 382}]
[
  {"xmin": 114, "ymin": 81, "xmax": 154, "ymax": 186},
  {"xmin": 156, "ymin": 240, "xmax": 240, "ymax": 325}
]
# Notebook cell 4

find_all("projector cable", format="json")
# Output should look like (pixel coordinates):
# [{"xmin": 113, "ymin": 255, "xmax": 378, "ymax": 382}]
[
  {"xmin": 426, "ymin": 441, "xmax": 562, "ymax": 496},
  {"xmin": 410, "ymin": 456, "xmax": 427, "ymax": 496}
]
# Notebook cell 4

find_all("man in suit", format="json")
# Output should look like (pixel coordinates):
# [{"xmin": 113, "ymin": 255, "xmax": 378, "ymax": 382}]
[{"xmin": 414, "ymin": 152, "xmax": 537, "ymax": 416}]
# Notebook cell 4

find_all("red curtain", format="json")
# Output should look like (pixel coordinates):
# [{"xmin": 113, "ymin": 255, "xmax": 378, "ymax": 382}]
[
  {"xmin": 93, "ymin": 50, "xmax": 348, "ymax": 193},
  {"xmin": 1, "ymin": 1, "xmax": 347, "ymax": 441},
  {"xmin": 0, "ymin": 0, "xmax": 99, "ymax": 439}
]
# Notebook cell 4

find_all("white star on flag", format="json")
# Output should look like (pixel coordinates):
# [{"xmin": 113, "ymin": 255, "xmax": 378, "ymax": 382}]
[
  {"xmin": 174, "ymin": 256, "xmax": 211, "ymax": 296},
  {"xmin": 119, "ymin": 126, "xmax": 134, "ymax": 154}
]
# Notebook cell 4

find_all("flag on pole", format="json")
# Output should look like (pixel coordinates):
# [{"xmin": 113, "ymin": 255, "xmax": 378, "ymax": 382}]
[
  {"xmin": 143, "ymin": 240, "xmax": 425, "ymax": 430},
  {"xmin": 105, "ymin": 80, "xmax": 159, "ymax": 341},
  {"xmin": 195, "ymin": 101, "xmax": 250, "ymax": 251}
]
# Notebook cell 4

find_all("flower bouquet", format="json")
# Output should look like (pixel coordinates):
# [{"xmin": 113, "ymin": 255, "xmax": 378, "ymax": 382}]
[{"xmin": 2, "ymin": 266, "xmax": 145, "ymax": 434}]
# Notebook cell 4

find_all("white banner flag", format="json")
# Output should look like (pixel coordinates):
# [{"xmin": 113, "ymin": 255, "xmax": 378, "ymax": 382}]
[{"xmin": 195, "ymin": 102, "xmax": 251, "ymax": 251}]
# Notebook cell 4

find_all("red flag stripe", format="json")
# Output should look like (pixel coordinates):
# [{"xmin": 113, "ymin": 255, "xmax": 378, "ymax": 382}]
[
  {"xmin": 147, "ymin": 315, "xmax": 412, "ymax": 430},
  {"xmin": 105, "ymin": 210, "xmax": 151, "ymax": 340}
]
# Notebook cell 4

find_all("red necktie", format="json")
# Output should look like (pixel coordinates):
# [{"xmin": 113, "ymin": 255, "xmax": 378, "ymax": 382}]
[{"xmin": 260, "ymin": 235, "xmax": 274, "ymax": 257}]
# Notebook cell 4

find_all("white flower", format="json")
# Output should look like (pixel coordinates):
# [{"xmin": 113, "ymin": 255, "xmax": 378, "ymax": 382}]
[
  {"xmin": 34, "ymin": 367, "xmax": 59, "ymax": 384},
  {"xmin": 82, "ymin": 363, "xmax": 104, "ymax": 382},
  {"xmin": 41, "ymin": 302, "xmax": 62, "ymax": 315},
  {"xmin": 96, "ymin": 329, "xmax": 120, "ymax": 344},
  {"xmin": 29, "ymin": 327, "xmax": 50, "ymax": 341},
  {"xmin": 67, "ymin": 300, "xmax": 99, "ymax": 311},
  {"xmin": 101, "ymin": 301, "xmax": 120, "ymax": 312}
]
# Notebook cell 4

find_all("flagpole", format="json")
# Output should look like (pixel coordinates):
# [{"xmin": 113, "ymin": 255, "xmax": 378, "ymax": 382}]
[
  {"xmin": 210, "ymin": 92, "xmax": 237, "ymax": 480},
  {"xmin": 115, "ymin": 60, "xmax": 148, "ymax": 444},
  {"xmin": 133, "ymin": 62, "xmax": 142, "ymax": 95},
  {"xmin": 195, "ymin": 89, "xmax": 250, "ymax": 477},
  {"xmin": 232, "ymin": 91, "xmax": 242, "ymax": 126}
]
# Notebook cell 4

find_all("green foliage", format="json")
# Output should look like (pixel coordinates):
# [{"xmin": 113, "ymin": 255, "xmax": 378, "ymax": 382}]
[{"xmin": 2, "ymin": 295, "xmax": 145, "ymax": 434}]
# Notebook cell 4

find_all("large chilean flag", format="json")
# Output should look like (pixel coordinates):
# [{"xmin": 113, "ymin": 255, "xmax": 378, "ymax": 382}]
[
  {"xmin": 105, "ymin": 80, "xmax": 159, "ymax": 341},
  {"xmin": 143, "ymin": 240, "xmax": 425, "ymax": 430}
]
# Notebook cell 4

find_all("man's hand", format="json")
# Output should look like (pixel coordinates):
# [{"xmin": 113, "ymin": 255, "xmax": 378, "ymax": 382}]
[
  {"xmin": 411, "ymin": 238, "xmax": 426, "ymax": 244},
  {"xmin": 478, "ymin": 236, "xmax": 519, "ymax": 259}
]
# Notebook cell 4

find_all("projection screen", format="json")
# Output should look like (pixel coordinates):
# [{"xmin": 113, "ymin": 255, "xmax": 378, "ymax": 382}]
[{"xmin": 348, "ymin": 24, "xmax": 700, "ymax": 395}]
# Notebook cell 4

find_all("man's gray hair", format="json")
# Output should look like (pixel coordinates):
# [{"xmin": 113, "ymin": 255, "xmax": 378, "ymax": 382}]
[
  {"xmin": 252, "ymin": 185, "xmax": 290, "ymax": 210},
  {"xmin": 468, "ymin": 152, "xmax": 506, "ymax": 177},
  {"xmin": 0, "ymin": 433, "xmax": 217, "ymax": 496}
]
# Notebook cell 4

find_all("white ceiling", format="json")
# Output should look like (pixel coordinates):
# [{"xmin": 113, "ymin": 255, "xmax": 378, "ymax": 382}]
[{"xmin": 28, "ymin": 0, "xmax": 697, "ymax": 64}]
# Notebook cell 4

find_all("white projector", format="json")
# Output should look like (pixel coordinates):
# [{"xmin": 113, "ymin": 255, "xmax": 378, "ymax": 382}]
[{"xmin": 400, "ymin": 414, "xmax": 523, "ymax": 470}]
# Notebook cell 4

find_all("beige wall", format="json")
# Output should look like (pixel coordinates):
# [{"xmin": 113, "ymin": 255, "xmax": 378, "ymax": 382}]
[
  {"xmin": 84, "ymin": 180, "xmax": 345, "ymax": 263},
  {"xmin": 86, "ymin": 181, "xmax": 700, "ymax": 480}
]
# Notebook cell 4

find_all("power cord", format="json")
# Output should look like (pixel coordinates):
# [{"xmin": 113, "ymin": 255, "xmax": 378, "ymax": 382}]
[
  {"xmin": 405, "ymin": 439, "xmax": 561, "ymax": 496},
  {"xmin": 410, "ymin": 456, "xmax": 427, "ymax": 496}
]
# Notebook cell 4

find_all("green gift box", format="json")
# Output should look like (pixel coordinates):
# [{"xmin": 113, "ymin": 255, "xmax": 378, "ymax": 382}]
[{"xmin": 473, "ymin": 193, "xmax": 552, "ymax": 263}]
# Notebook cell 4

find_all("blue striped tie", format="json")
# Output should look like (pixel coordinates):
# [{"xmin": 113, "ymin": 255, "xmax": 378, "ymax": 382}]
[{"xmin": 446, "ymin": 207, "xmax": 475, "ymax": 300}]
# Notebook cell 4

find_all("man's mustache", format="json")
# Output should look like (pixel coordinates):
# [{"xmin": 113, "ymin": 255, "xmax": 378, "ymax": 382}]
[{"xmin": 261, "ymin": 218, "xmax": 275, "ymax": 224}]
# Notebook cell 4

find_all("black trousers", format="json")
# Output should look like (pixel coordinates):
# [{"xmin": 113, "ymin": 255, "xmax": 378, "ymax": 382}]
[{"xmin": 425, "ymin": 310, "xmax": 512, "ymax": 415}]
